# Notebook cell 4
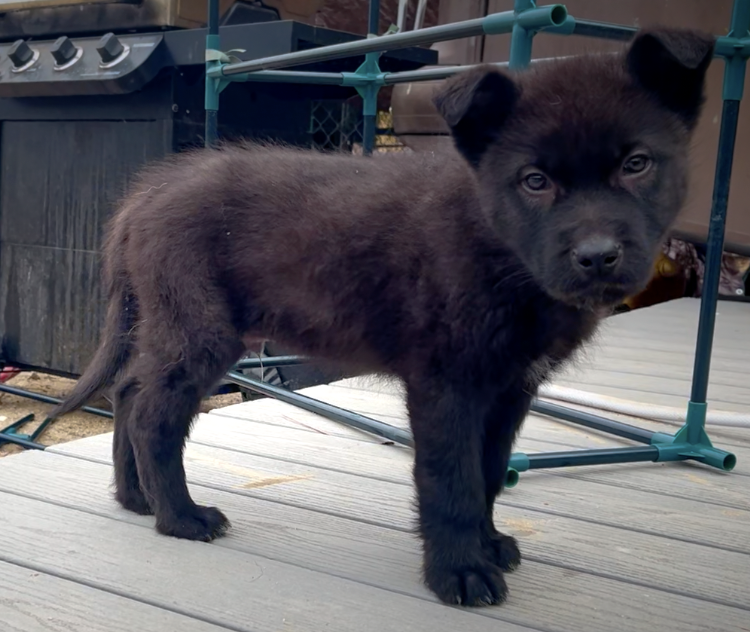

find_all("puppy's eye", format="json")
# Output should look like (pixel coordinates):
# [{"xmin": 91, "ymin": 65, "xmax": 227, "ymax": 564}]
[
  {"xmin": 522, "ymin": 171, "xmax": 551, "ymax": 192},
  {"xmin": 622, "ymin": 153, "xmax": 651, "ymax": 175}
]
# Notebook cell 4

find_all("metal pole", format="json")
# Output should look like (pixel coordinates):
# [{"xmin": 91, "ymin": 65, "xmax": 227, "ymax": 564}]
[
  {"xmin": 361, "ymin": 0, "xmax": 381, "ymax": 156},
  {"xmin": 0, "ymin": 432, "xmax": 45, "ymax": 450},
  {"xmin": 565, "ymin": 19, "xmax": 636, "ymax": 41},
  {"xmin": 518, "ymin": 446, "xmax": 661, "ymax": 470},
  {"xmin": 689, "ymin": 101, "xmax": 740, "ymax": 406},
  {"xmin": 235, "ymin": 355, "xmax": 309, "ymax": 370},
  {"xmin": 530, "ymin": 400, "xmax": 656, "ymax": 444},
  {"xmin": 368, "ymin": 0, "xmax": 380, "ymax": 36},
  {"xmin": 362, "ymin": 107, "xmax": 377, "ymax": 156},
  {"xmin": 0, "ymin": 384, "xmax": 113, "ymax": 419},
  {"xmin": 225, "ymin": 370, "xmax": 414, "ymax": 446},
  {"xmin": 204, "ymin": 0, "xmax": 221, "ymax": 147},
  {"xmin": 686, "ymin": 0, "xmax": 748, "ymax": 443}
]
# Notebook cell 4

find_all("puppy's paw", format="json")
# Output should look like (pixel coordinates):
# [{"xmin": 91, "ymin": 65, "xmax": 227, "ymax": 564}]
[
  {"xmin": 485, "ymin": 531, "xmax": 521, "ymax": 572},
  {"xmin": 425, "ymin": 557, "xmax": 508, "ymax": 607},
  {"xmin": 156, "ymin": 505, "xmax": 231, "ymax": 542},
  {"xmin": 116, "ymin": 489, "xmax": 154, "ymax": 516}
]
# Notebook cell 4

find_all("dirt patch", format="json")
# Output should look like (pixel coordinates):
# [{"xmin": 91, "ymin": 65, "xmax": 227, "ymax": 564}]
[{"xmin": 0, "ymin": 371, "xmax": 242, "ymax": 458}]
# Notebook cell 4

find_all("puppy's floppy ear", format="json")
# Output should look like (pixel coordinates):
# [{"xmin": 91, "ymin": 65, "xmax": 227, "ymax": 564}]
[
  {"xmin": 626, "ymin": 27, "xmax": 715, "ymax": 129},
  {"xmin": 432, "ymin": 66, "xmax": 519, "ymax": 167}
]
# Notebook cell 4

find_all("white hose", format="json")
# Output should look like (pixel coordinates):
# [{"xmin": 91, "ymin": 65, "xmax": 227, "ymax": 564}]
[{"xmin": 537, "ymin": 384, "xmax": 750, "ymax": 429}]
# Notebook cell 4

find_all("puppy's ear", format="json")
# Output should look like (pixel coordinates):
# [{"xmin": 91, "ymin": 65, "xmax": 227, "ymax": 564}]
[
  {"xmin": 432, "ymin": 66, "xmax": 519, "ymax": 167},
  {"xmin": 626, "ymin": 28, "xmax": 715, "ymax": 129}
]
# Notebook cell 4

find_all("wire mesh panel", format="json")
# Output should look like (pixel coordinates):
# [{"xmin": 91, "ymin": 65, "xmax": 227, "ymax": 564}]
[
  {"xmin": 309, "ymin": 101, "xmax": 408, "ymax": 153},
  {"xmin": 309, "ymin": 99, "xmax": 363, "ymax": 151}
]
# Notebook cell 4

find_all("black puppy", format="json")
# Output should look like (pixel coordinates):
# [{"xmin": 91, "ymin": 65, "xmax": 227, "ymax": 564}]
[{"xmin": 52, "ymin": 27, "xmax": 714, "ymax": 607}]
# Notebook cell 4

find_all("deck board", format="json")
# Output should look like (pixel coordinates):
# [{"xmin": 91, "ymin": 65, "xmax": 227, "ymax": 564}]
[
  {"xmin": 0, "ymin": 561, "xmax": 232, "ymax": 632},
  {"xmin": 1, "ymin": 297, "xmax": 748, "ymax": 631},
  {"xmin": 0, "ymin": 491, "xmax": 538, "ymax": 632},
  {"xmin": 38, "ymin": 435, "xmax": 750, "ymax": 609},
  {"xmin": 1, "ymin": 451, "xmax": 747, "ymax": 632}
]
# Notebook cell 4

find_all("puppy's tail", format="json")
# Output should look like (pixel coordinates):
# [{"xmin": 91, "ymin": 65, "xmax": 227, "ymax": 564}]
[{"xmin": 50, "ymin": 250, "xmax": 136, "ymax": 419}]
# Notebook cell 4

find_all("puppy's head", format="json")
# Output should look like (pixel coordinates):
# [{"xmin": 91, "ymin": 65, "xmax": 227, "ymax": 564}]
[{"xmin": 433, "ymin": 28, "xmax": 715, "ymax": 309}]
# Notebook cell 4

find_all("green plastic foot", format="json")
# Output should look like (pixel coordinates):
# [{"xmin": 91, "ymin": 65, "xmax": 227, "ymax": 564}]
[
  {"xmin": 505, "ymin": 453, "xmax": 530, "ymax": 488},
  {"xmin": 505, "ymin": 468, "xmax": 520, "ymax": 489},
  {"xmin": 650, "ymin": 401, "xmax": 737, "ymax": 471}
]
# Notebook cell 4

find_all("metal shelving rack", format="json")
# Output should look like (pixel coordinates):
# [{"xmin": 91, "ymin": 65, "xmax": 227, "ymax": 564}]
[{"xmin": 205, "ymin": 0, "xmax": 748, "ymax": 487}]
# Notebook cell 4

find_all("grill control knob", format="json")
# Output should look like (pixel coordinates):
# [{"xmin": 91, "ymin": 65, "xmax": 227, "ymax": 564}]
[
  {"xmin": 51, "ymin": 36, "xmax": 79, "ymax": 66},
  {"xmin": 8, "ymin": 40, "xmax": 34, "ymax": 69},
  {"xmin": 96, "ymin": 32, "xmax": 124, "ymax": 64}
]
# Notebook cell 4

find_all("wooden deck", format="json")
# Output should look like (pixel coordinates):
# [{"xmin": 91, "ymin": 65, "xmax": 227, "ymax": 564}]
[{"xmin": 1, "ymin": 297, "xmax": 749, "ymax": 632}]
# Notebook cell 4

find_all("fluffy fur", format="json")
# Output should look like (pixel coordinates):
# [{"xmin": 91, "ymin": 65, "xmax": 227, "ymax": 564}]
[{"xmin": 51, "ymin": 27, "xmax": 715, "ymax": 607}]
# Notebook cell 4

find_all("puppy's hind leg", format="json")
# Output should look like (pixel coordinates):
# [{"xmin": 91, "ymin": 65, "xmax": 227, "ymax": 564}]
[
  {"xmin": 111, "ymin": 374, "xmax": 153, "ymax": 516},
  {"xmin": 127, "ymin": 321, "xmax": 245, "ymax": 542}
]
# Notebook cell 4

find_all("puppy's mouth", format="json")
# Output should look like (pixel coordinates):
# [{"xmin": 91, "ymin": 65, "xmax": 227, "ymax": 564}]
[{"xmin": 547, "ymin": 282, "xmax": 635, "ymax": 312}]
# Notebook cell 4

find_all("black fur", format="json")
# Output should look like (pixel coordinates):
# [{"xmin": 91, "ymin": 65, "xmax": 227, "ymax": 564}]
[{"xmin": 51, "ymin": 27, "xmax": 714, "ymax": 606}]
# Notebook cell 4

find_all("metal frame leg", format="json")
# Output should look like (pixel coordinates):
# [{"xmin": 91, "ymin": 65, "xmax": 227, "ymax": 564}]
[
  {"xmin": 204, "ymin": 0, "xmax": 222, "ymax": 148},
  {"xmin": 0, "ymin": 414, "xmax": 46, "ymax": 450}
]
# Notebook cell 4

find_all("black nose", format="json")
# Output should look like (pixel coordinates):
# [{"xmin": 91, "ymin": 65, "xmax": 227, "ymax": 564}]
[{"xmin": 572, "ymin": 237, "xmax": 622, "ymax": 275}]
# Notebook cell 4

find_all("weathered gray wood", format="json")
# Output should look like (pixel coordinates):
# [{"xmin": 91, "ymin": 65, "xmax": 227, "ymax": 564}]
[
  {"xmin": 184, "ymin": 414, "xmax": 750, "ymax": 552},
  {"xmin": 0, "ymin": 490, "xmax": 537, "ymax": 632},
  {"xmin": 50, "ymin": 416, "xmax": 750, "ymax": 551},
  {"xmin": 0, "ymin": 561, "xmax": 229, "ymax": 632},
  {"xmin": 209, "ymin": 397, "xmax": 394, "ymax": 443},
  {"xmin": 562, "ymin": 355, "xmax": 748, "ymax": 388},
  {"xmin": 43, "ymin": 435, "xmax": 750, "ymax": 608},
  {"xmin": 554, "ymin": 300, "xmax": 750, "ymax": 408},
  {"xmin": 555, "ymin": 370, "xmax": 750, "ymax": 407},
  {"xmin": 1, "ymin": 453, "xmax": 747, "ymax": 632},
  {"xmin": 548, "ymin": 462, "xmax": 750, "ymax": 509},
  {"xmin": 328, "ymin": 298, "xmax": 750, "ymax": 411}
]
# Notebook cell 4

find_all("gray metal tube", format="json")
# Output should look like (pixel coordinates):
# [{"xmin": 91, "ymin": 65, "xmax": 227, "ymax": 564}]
[
  {"xmin": 225, "ymin": 370, "xmax": 414, "ymax": 446},
  {"xmin": 368, "ymin": 0, "xmax": 380, "ymax": 35},
  {"xmin": 530, "ymin": 400, "xmax": 656, "ymax": 444},
  {"xmin": 235, "ymin": 355, "xmax": 308, "ymax": 370},
  {"xmin": 230, "ymin": 70, "xmax": 348, "ymax": 85},
  {"xmin": 566, "ymin": 18, "xmax": 637, "ymax": 41},
  {"xmin": 381, "ymin": 55, "xmax": 583, "ymax": 85},
  {"xmin": 0, "ymin": 384, "xmax": 113, "ymax": 419},
  {"xmin": 525, "ymin": 446, "xmax": 661, "ymax": 469},
  {"xmin": 0, "ymin": 432, "xmax": 45, "ymax": 450}
]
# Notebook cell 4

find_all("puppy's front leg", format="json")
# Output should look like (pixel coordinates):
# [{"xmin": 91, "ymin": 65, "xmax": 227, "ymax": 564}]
[
  {"xmin": 480, "ymin": 387, "xmax": 532, "ymax": 573},
  {"xmin": 407, "ymin": 382, "xmax": 508, "ymax": 607}
]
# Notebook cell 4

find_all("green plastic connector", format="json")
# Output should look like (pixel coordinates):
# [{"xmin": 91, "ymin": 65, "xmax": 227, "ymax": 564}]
[
  {"xmin": 506, "ymin": 452, "xmax": 531, "ymax": 488},
  {"xmin": 481, "ymin": 3, "xmax": 567, "ymax": 35},
  {"xmin": 503, "ymin": 2, "xmax": 567, "ymax": 70},
  {"xmin": 205, "ymin": 39, "xmax": 250, "ymax": 110},
  {"xmin": 342, "ymin": 52, "xmax": 386, "ymax": 116},
  {"xmin": 544, "ymin": 15, "xmax": 577, "ymax": 36},
  {"xmin": 650, "ymin": 402, "xmax": 737, "ymax": 472}
]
